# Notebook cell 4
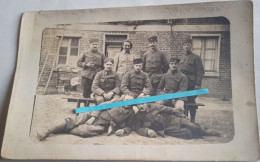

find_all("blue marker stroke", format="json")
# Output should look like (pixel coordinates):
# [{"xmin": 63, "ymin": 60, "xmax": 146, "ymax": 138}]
[{"xmin": 76, "ymin": 88, "xmax": 209, "ymax": 113}]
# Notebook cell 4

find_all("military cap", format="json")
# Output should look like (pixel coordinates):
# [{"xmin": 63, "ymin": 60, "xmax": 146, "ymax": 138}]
[
  {"xmin": 133, "ymin": 58, "xmax": 143, "ymax": 64},
  {"xmin": 148, "ymin": 36, "xmax": 158, "ymax": 43},
  {"xmin": 104, "ymin": 57, "xmax": 114, "ymax": 64},
  {"xmin": 89, "ymin": 38, "xmax": 99, "ymax": 44},
  {"xmin": 169, "ymin": 57, "xmax": 180, "ymax": 64}
]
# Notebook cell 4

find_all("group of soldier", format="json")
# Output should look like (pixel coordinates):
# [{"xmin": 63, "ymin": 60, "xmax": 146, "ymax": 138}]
[{"xmin": 37, "ymin": 36, "xmax": 221, "ymax": 141}]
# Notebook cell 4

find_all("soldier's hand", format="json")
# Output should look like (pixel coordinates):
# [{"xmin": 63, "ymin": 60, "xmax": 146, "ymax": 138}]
[
  {"xmin": 85, "ymin": 116, "xmax": 96, "ymax": 125},
  {"xmin": 175, "ymin": 100, "xmax": 184, "ymax": 112},
  {"xmin": 86, "ymin": 62, "xmax": 95, "ymax": 67},
  {"xmin": 106, "ymin": 91, "xmax": 114, "ymax": 100},
  {"xmin": 194, "ymin": 85, "xmax": 201, "ymax": 89},
  {"xmin": 147, "ymin": 129, "xmax": 157, "ymax": 138},
  {"xmin": 115, "ymin": 129, "xmax": 126, "ymax": 136},
  {"xmin": 137, "ymin": 92, "xmax": 145, "ymax": 98}
]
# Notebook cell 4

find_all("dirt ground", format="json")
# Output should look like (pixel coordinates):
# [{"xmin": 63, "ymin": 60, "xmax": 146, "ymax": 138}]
[{"xmin": 30, "ymin": 93, "xmax": 234, "ymax": 145}]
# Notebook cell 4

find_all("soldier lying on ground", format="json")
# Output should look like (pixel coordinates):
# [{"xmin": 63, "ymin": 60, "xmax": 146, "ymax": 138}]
[
  {"xmin": 134, "ymin": 102, "xmax": 221, "ymax": 139},
  {"xmin": 37, "ymin": 95, "xmax": 135, "ymax": 141}
]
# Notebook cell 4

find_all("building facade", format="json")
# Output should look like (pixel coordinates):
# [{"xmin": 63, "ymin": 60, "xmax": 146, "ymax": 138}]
[{"xmin": 37, "ymin": 17, "xmax": 231, "ymax": 99}]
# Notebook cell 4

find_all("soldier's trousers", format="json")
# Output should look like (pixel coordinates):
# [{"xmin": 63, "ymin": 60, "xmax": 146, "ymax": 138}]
[
  {"xmin": 65, "ymin": 112, "xmax": 105, "ymax": 137},
  {"xmin": 82, "ymin": 77, "xmax": 93, "ymax": 98},
  {"xmin": 164, "ymin": 117, "xmax": 207, "ymax": 139},
  {"xmin": 95, "ymin": 94, "xmax": 120, "ymax": 104}
]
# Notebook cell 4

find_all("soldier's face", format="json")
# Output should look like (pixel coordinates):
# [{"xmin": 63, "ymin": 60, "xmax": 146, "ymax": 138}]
[
  {"xmin": 104, "ymin": 62, "xmax": 113, "ymax": 71},
  {"xmin": 123, "ymin": 42, "xmax": 131, "ymax": 52},
  {"xmin": 183, "ymin": 43, "xmax": 192, "ymax": 53},
  {"xmin": 90, "ymin": 42, "xmax": 98, "ymax": 51},
  {"xmin": 134, "ymin": 63, "xmax": 142, "ymax": 72},
  {"xmin": 149, "ymin": 41, "xmax": 158, "ymax": 50},
  {"xmin": 169, "ymin": 61, "xmax": 179, "ymax": 71}
]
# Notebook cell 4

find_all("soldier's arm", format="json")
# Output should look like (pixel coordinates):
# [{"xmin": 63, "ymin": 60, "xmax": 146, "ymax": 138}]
[
  {"xmin": 135, "ymin": 113, "xmax": 150, "ymax": 137},
  {"xmin": 159, "ymin": 104, "xmax": 185, "ymax": 117},
  {"xmin": 142, "ymin": 73, "xmax": 152, "ymax": 95},
  {"xmin": 77, "ymin": 55, "xmax": 86, "ymax": 68},
  {"xmin": 112, "ymin": 53, "xmax": 119, "ymax": 72},
  {"xmin": 161, "ymin": 53, "xmax": 169, "ymax": 73},
  {"xmin": 111, "ymin": 74, "xmax": 121, "ymax": 95},
  {"xmin": 142, "ymin": 53, "xmax": 147, "ymax": 72},
  {"xmin": 157, "ymin": 74, "xmax": 165, "ymax": 95},
  {"xmin": 177, "ymin": 75, "xmax": 188, "ymax": 101},
  {"xmin": 101, "ymin": 54, "xmax": 105, "ymax": 70},
  {"xmin": 195, "ymin": 56, "xmax": 205, "ymax": 86},
  {"xmin": 120, "ymin": 73, "xmax": 135, "ymax": 96},
  {"xmin": 91, "ymin": 72, "xmax": 105, "ymax": 96}
]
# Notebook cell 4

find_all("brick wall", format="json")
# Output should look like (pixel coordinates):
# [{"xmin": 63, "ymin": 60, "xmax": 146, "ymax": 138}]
[{"xmin": 37, "ymin": 28, "xmax": 231, "ymax": 99}]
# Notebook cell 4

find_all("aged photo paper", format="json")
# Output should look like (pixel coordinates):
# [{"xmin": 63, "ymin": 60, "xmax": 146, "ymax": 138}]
[{"xmin": 1, "ymin": 1, "xmax": 259, "ymax": 161}]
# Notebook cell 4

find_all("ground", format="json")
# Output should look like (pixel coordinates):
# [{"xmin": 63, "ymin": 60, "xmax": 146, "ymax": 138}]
[{"xmin": 30, "ymin": 93, "xmax": 234, "ymax": 145}]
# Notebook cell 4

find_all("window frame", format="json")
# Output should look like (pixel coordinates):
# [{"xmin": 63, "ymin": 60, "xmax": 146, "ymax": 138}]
[
  {"xmin": 191, "ymin": 34, "xmax": 221, "ymax": 77},
  {"xmin": 56, "ymin": 37, "xmax": 80, "ymax": 66},
  {"xmin": 103, "ymin": 33, "xmax": 129, "ymax": 57}
]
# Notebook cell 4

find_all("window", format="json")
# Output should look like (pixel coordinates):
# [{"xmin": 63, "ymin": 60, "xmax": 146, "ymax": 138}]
[
  {"xmin": 57, "ymin": 37, "xmax": 80, "ymax": 65},
  {"xmin": 191, "ymin": 34, "xmax": 221, "ymax": 76}
]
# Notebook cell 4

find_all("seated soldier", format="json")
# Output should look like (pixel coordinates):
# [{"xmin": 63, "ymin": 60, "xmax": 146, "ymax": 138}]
[
  {"xmin": 121, "ymin": 58, "xmax": 152, "ymax": 99},
  {"xmin": 90, "ymin": 57, "xmax": 121, "ymax": 120},
  {"xmin": 37, "ymin": 95, "xmax": 135, "ymax": 141},
  {"xmin": 156, "ymin": 57, "xmax": 188, "ymax": 112},
  {"xmin": 134, "ymin": 103, "xmax": 221, "ymax": 139}
]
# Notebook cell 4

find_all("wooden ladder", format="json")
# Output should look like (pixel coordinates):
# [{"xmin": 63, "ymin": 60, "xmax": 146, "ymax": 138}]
[{"xmin": 37, "ymin": 24, "xmax": 67, "ymax": 94}]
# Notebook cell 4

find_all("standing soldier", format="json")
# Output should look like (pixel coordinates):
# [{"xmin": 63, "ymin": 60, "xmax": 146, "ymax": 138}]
[
  {"xmin": 113, "ymin": 40, "xmax": 138, "ymax": 78},
  {"xmin": 143, "ymin": 36, "xmax": 169, "ymax": 95},
  {"xmin": 121, "ymin": 58, "xmax": 152, "ymax": 99},
  {"xmin": 179, "ymin": 38, "xmax": 205, "ymax": 123},
  {"xmin": 156, "ymin": 57, "xmax": 188, "ymax": 112},
  {"xmin": 77, "ymin": 38, "xmax": 105, "ymax": 98}
]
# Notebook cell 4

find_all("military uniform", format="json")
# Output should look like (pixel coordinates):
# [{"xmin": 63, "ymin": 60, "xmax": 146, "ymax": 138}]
[
  {"xmin": 135, "ymin": 103, "xmax": 193, "ymax": 139},
  {"xmin": 121, "ymin": 70, "xmax": 152, "ymax": 98},
  {"xmin": 77, "ymin": 50, "xmax": 105, "ymax": 98},
  {"xmin": 113, "ymin": 51, "xmax": 138, "ymax": 77},
  {"xmin": 156, "ymin": 69, "xmax": 188, "ymax": 105},
  {"xmin": 91, "ymin": 70, "xmax": 121, "ymax": 117},
  {"xmin": 179, "ymin": 52, "xmax": 204, "ymax": 122},
  {"xmin": 67, "ymin": 105, "xmax": 135, "ymax": 137},
  {"xmin": 37, "ymin": 98, "xmax": 135, "ymax": 139},
  {"xmin": 143, "ymin": 48, "xmax": 169, "ymax": 96}
]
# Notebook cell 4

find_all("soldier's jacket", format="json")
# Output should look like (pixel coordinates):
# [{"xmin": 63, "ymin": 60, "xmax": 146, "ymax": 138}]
[
  {"xmin": 113, "ymin": 51, "xmax": 138, "ymax": 75},
  {"xmin": 142, "ymin": 49, "xmax": 169, "ymax": 74},
  {"xmin": 93, "ymin": 97, "xmax": 135, "ymax": 135},
  {"xmin": 66, "ymin": 102, "xmax": 135, "ymax": 135},
  {"xmin": 121, "ymin": 71, "xmax": 152, "ymax": 97},
  {"xmin": 135, "ymin": 103, "xmax": 185, "ymax": 137},
  {"xmin": 77, "ymin": 51, "xmax": 105, "ymax": 79},
  {"xmin": 179, "ymin": 53, "xmax": 204, "ymax": 86},
  {"xmin": 92, "ymin": 70, "xmax": 121, "ymax": 96},
  {"xmin": 157, "ymin": 69, "xmax": 188, "ymax": 101}
]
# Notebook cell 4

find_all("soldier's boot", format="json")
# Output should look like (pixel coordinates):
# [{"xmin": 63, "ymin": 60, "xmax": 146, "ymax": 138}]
[
  {"xmin": 107, "ymin": 121, "xmax": 116, "ymax": 136},
  {"xmin": 189, "ymin": 106, "xmax": 198, "ymax": 123},
  {"xmin": 37, "ymin": 122, "xmax": 67, "ymax": 141}
]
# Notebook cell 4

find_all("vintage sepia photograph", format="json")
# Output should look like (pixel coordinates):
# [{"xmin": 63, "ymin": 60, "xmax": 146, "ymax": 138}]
[
  {"xmin": 30, "ymin": 16, "xmax": 233, "ymax": 145},
  {"xmin": 2, "ymin": 1, "xmax": 258, "ymax": 160}
]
